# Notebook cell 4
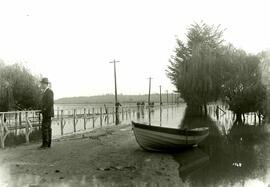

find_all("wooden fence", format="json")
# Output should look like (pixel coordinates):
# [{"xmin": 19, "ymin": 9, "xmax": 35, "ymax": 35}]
[
  {"xmin": 0, "ymin": 104, "xmax": 166, "ymax": 148},
  {"xmin": 0, "ymin": 110, "xmax": 41, "ymax": 148}
]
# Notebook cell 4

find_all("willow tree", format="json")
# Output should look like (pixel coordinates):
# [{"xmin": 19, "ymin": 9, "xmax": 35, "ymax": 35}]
[
  {"xmin": 221, "ymin": 46, "xmax": 267, "ymax": 123},
  {"xmin": 167, "ymin": 22, "xmax": 225, "ymax": 114},
  {"xmin": 260, "ymin": 49, "xmax": 270, "ymax": 121},
  {"xmin": 0, "ymin": 63, "xmax": 42, "ymax": 111}
]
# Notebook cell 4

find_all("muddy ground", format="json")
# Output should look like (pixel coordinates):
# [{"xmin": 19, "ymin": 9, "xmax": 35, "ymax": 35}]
[{"xmin": 0, "ymin": 124, "xmax": 185, "ymax": 187}]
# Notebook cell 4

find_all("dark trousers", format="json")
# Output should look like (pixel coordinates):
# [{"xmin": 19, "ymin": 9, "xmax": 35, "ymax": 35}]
[{"xmin": 42, "ymin": 117, "xmax": 52, "ymax": 147}]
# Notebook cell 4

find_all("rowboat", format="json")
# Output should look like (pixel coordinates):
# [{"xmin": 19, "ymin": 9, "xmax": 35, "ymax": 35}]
[{"xmin": 132, "ymin": 121, "xmax": 209, "ymax": 152}]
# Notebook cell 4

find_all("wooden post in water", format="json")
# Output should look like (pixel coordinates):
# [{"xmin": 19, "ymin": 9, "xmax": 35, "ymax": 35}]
[
  {"xmin": 25, "ymin": 112, "xmax": 30, "ymax": 143},
  {"xmin": 159, "ymin": 107, "xmax": 162, "ymax": 126},
  {"xmin": 73, "ymin": 109, "xmax": 76, "ymax": 132},
  {"xmin": 148, "ymin": 107, "xmax": 151, "ymax": 125},
  {"xmin": 166, "ymin": 90, "xmax": 169, "ymax": 106},
  {"xmin": 148, "ymin": 77, "xmax": 152, "ymax": 106},
  {"xmin": 112, "ymin": 107, "xmax": 115, "ymax": 123},
  {"xmin": 103, "ymin": 105, "xmax": 108, "ymax": 124},
  {"xmin": 258, "ymin": 112, "xmax": 262, "ymax": 124},
  {"xmin": 92, "ymin": 108, "xmax": 95, "ymax": 128},
  {"xmin": 122, "ymin": 107, "xmax": 124, "ymax": 121},
  {"xmin": 19, "ymin": 112, "xmax": 22, "ymax": 127},
  {"xmin": 60, "ymin": 110, "xmax": 64, "ymax": 135},
  {"xmin": 38, "ymin": 112, "xmax": 41, "ymax": 128},
  {"xmin": 15, "ymin": 112, "xmax": 18, "ymax": 135},
  {"xmin": 106, "ymin": 107, "xmax": 109, "ymax": 124},
  {"xmin": 159, "ymin": 85, "xmax": 162, "ymax": 106},
  {"xmin": 84, "ymin": 108, "xmax": 86, "ymax": 130},
  {"xmin": 128, "ymin": 108, "xmax": 131, "ymax": 119},
  {"xmin": 100, "ymin": 108, "xmax": 103, "ymax": 127},
  {"xmin": 254, "ymin": 112, "xmax": 257, "ymax": 125}
]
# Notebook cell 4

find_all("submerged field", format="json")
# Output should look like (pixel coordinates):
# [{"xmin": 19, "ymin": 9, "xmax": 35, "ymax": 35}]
[{"xmin": 1, "ymin": 104, "xmax": 270, "ymax": 186}]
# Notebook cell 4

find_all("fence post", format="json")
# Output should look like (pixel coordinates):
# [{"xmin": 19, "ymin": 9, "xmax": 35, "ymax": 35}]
[
  {"xmin": 25, "ymin": 112, "xmax": 29, "ymax": 143},
  {"xmin": 57, "ymin": 107, "xmax": 59, "ymax": 119},
  {"xmin": 84, "ymin": 108, "xmax": 87, "ymax": 130},
  {"xmin": 100, "ymin": 108, "xmax": 103, "ymax": 127},
  {"xmin": 105, "ymin": 106, "xmax": 109, "ymax": 124},
  {"xmin": 25, "ymin": 112, "xmax": 33, "ymax": 144},
  {"xmin": 60, "ymin": 110, "xmax": 64, "ymax": 135},
  {"xmin": 15, "ymin": 112, "xmax": 18, "ymax": 135},
  {"xmin": 112, "ymin": 107, "xmax": 115, "ymax": 123},
  {"xmin": 92, "ymin": 108, "xmax": 95, "ymax": 128},
  {"xmin": 122, "ymin": 107, "xmax": 124, "ymax": 121},
  {"xmin": 0, "ymin": 113, "xmax": 10, "ymax": 148},
  {"xmin": 19, "ymin": 112, "xmax": 22, "ymax": 127},
  {"xmin": 254, "ymin": 112, "xmax": 257, "ymax": 125},
  {"xmin": 38, "ymin": 112, "xmax": 41, "ymax": 127},
  {"xmin": 73, "ymin": 109, "xmax": 76, "ymax": 132},
  {"xmin": 0, "ymin": 113, "xmax": 5, "ymax": 148}
]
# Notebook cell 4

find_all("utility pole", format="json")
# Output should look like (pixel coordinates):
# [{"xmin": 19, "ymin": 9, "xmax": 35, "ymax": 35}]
[
  {"xmin": 109, "ymin": 59, "xmax": 120, "ymax": 124},
  {"xmin": 159, "ymin": 85, "xmax": 162, "ymax": 105},
  {"xmin": 148, "ymin": 77, "xmax": 152, "ymax": 106},
  {"xmin": 109, "ymin": 60, "xmax": 119, "ymax": 105}
]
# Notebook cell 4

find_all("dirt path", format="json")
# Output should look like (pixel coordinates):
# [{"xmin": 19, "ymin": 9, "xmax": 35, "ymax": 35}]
[{"xmin": 0, "ymin": 124, "xmax": 183, "ymax": 186}]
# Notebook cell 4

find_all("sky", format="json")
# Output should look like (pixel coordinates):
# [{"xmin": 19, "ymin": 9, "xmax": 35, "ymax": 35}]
[{"xmin": 0, "ymin": 0, "xmax": 269, "ymax": 99}]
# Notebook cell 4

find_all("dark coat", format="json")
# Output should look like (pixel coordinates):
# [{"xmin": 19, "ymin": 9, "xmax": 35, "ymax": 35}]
[{"xmin": 41, "ymin": 88, "xmax": 54, "ymax": 118}]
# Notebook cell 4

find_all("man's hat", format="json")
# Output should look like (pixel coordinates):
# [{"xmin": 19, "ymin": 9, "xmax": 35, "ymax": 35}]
[{"xmin": 40, "ymin": 77, "xmax": 49, "ymax": 84}]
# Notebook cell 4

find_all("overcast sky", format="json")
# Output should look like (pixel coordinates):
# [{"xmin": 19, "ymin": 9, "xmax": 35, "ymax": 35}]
[{"xmin": 0, "ymin": 0, "xmax": 269, "ymax": 99}]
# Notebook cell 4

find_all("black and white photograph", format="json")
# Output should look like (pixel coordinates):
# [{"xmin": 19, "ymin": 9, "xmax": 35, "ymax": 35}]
[{"xmin": 0, "ymin": 0, "xmax": 270, "ymax": 186}]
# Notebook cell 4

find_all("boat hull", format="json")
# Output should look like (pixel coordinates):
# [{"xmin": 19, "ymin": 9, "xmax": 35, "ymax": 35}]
[{"xmin": 132, "ymin": 121, "xmax": 209, "ymax": 152}]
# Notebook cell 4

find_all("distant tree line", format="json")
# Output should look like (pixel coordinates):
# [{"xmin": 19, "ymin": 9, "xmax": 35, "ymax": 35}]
[
  {"xmin": 0, "ymin": 62, "xmax": 41, "ymax": 112},
  {"xmin": 55, "ymin": 93, "xmax": 183, "ymax": 105},
  {"xmin": 167, "ymin": 22, "xmax": 267, "ymax": 123}
]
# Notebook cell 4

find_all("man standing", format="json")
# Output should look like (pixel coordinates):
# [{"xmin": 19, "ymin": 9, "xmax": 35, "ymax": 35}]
[{"xmin": 39, "ymin": 77, "xmax": 54, "ymax": 149}]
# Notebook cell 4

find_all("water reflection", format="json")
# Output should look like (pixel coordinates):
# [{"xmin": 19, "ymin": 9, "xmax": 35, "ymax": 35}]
[
  {"xmin": 159, "ymin": 107, "xmax": 162, "ymax": 126},
  {"xmin": 138, "ymin": 104, "xmax": 186, "ymax": 128},
  {"xmin": 172, "ymin": 107, "xmax": 270, "ymax": 186},
  {"xmin": 173, "ymin": 148, "xmax": 209, "ymax": 183},
  {"xmin": 4, "ymin": 127, "xmax": 41, "ymax": 147}
]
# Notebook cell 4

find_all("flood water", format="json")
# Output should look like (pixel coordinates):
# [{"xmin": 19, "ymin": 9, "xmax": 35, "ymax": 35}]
[
  {"xmin": 4, "ymin": 103, "xmax": 270, "ymax": 186},
  {"xmin": 138, "ymin": 104, "xmax": 270, "ymax": 187},
  {"xmin": 57, "ymin": 103, "xmax": 270, "ymax": 186}
]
